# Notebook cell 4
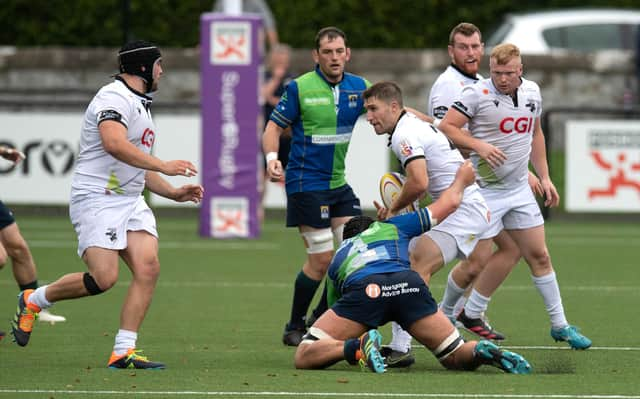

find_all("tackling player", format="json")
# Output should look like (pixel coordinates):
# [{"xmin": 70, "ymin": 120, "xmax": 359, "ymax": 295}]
[{"xmin": 295, "ymin": 161, "xmax": 531, "ymax": 374}]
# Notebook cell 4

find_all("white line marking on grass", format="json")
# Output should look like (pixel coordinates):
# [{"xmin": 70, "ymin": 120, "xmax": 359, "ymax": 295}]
[
  {"xmin": 0, "ymin": 280, "xmax": 636, "ymax": 293},
  {"xmin": 26, "ymin": 240, "xmax": 280, "ymax": 250},
  {"xmin": 504, "ymin": 346, "xmax": 640, "ymax": 351},
  {"xmin": 409, "ymin": 344, "xmax": 640, "ymax": 351},
  {"xmin": 0, "ymin": 390, "xmax": 639, "ymax": 398}
]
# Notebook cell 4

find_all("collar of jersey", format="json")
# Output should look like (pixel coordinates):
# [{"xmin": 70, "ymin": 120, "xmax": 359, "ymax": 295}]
[
  {"xmin": 387, "ymin": 109, "xmax": 408, "ymax": 146},
  {"xmin": 115, "ymin": 76, "xmax": 154, "ymax": 101}
]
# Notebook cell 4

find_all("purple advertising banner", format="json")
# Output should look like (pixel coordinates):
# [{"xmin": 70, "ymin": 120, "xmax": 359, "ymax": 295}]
[{"xmin": 199, "ymin": 13, "xmax": 263, "ymax": 238}]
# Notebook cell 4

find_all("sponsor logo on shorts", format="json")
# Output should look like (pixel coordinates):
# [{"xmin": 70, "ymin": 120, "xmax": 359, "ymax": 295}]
[
  {"xmin": 365, "ymin": 283, "xmax": 381, "ymax": 298},
  {"xmin": 379, "ymin": 281, "xmax": 419, "ymax": 297},
  {"xmin": 320, "ymin": 205, "xmax": 329, "ymax": 219},
  {"xmin": 105, "ymin": 228, "xmax": 117, "ymax": 242}
]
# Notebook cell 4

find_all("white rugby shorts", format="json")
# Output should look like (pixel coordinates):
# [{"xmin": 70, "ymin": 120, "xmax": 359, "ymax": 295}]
[
  {"xmin": 409, "ymin": 190, "xmax": 490, "ymax": 262},
  {"xmin": 70, "ymin": 194, "xmax": 158, "ymax": 257},
  {"xmin": 478, "ymin": 182, "xmax": 544, "ymax": 240}
]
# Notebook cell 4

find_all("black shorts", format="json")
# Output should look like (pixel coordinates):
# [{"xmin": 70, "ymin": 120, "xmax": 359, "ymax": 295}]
[
  {"xmin": 286, "ymin": 185, "xmax": 361, "ymax": 228},
  {"xmin": 332, "ymin": 270, "xmax": 438, "ymax": 331},
  {"xmin": 0, "ymin": 200, "xmax": 15, "ymax": 230}
]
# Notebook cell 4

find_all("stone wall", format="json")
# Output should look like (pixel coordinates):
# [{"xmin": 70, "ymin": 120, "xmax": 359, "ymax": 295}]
[{"xmin": 1, "ymin": 46, "xmax": 637, "ymax": 134}]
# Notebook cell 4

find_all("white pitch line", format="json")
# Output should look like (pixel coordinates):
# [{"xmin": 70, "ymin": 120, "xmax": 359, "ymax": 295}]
[
  {"xmin": 0, "ymin": 279, "xmax": 636, "ymax": 293},
  {"xmin": 410, "ymin": 344, "xmax": 640, "ymax": 351},
  {"xmin": 25, "ymin": 240, "xmax": 280, "ymax": 250},
  {"xmin": 0, "ymin": 391, "xmax": 639, "ymax": 399}
]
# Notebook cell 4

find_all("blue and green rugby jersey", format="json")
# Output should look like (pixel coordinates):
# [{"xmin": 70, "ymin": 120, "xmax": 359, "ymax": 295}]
[
  {"xmin": 326, "ymin": 207, "xmax": 433, "ymax": 306},
  {"xmin": 270, "ymin": 65, "xmax": 370, "ymax": 194}
]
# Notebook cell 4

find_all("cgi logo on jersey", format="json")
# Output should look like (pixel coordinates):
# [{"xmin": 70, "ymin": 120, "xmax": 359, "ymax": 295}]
[
  {"xmin": 499, "ymin": 117, "xmax": 535, "ymax": 134},
  {"xmin": 141, "ymin": 128, "xmax": 155, "ymax": 148}
]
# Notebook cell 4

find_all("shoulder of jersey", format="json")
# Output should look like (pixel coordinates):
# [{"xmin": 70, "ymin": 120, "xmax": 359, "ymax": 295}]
[{"xmin": 379, "ymin": 172, "xmax": 420, "ymax": 214}]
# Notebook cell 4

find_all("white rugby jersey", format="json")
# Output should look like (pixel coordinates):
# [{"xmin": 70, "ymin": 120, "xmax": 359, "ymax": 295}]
[
  {"xmin": 390, "ymin": 112, "xmax": 482, "ymax": 201},
  {"xmin": 427, "ymin": 64, "xmax": 481, "ymax": 119},
  {"xmin": 452, "ymin": 77, "xmax": 542, "ymax": 189},
  {"xmin": 71, "ymin": 78, "xmax": 155, "ymax": 198}
]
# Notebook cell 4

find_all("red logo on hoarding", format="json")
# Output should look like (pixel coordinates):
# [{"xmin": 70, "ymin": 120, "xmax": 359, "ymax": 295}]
[
  {"xmin": 215, "ymin": 209, "xmax": 244, "ymax": 233},
  {"xmin": 215, "ymin": 34, "xmax": 246, "ymax": 60},
  {"xmin": 588, "ymin": 151, "xmax": 640, "ymax": 199}
]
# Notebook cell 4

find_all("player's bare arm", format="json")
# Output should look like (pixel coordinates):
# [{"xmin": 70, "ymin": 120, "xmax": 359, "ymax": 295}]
[
  {"xmin": 440, "ymin": 109, "xmax": 506, "ymax": 168},
  {"xmin": 389, "ymin": 159, "xmax": 428, "ymax": 216},
  {"xmin": 427, "ymin": 160, "xmax": 475, "ymax": 223},
  {"xmin": 99, "ymin": 120, "xmax": 196, "ymax": 177},
  {"xmin": 529, "ymin": 119, "xmax": 559, "ymax": 207},
  {"xmin": 405, "ymin": 107, "xmax": 434, "ymax": 124},
  {"xmin": 144, "ymin": 171, "xmax": 204, "ymax": 203},
  {"xmin": 262, "ymin": 120, "xmax": 285, "ymax": 182}
]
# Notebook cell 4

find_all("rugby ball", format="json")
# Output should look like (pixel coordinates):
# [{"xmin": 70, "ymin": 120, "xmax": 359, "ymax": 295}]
[{"xmin": 378, "ymin": 172, "xmax": 420, "ymax": 214}]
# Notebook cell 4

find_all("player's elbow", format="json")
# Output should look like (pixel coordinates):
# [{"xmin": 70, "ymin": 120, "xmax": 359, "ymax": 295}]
[{"xmin": 101, "ymin": 136, "xmax": 122, "ymax": 157}]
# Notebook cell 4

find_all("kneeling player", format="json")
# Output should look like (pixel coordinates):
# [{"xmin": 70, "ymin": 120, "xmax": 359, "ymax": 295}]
[{"xmin": 294, "ymin": 161, "xmax": 531, "ymax": 374}]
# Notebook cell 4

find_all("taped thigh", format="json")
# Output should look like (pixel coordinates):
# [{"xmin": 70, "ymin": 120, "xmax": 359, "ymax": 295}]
[
  {"xmin": 302, "ymin": 228, "xmax": 334, "ymax": 254},
  {"xmin": 300, "ymin": 326, "xmax": 334, "ymax": 345},
  {"xmin": 432, "ymin": 328, "xmax": 464, "ymax": 361}
]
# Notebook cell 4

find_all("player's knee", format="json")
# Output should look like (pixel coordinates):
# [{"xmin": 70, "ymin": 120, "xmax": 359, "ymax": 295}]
[
  {"xmin": 133, "ymin": 257, "xmax": 161, "ymax": 284},
  {"xmin": 461, "ymin": 259, "xmax": 485, "ymax": 280},
  {"xmin": 527, "ymin": 247, "xmax": 551, "ymax": 271},
  {"xmin": 295, "ymin": 327, "xmax": 333, "ymax": 370},
  {"xmin": 83, "ymin": 272, "xmax": 107, "ymax": 295},
  {"xmin": 5, "ymin": 238, "xmax": 30, "ymax": 262}
]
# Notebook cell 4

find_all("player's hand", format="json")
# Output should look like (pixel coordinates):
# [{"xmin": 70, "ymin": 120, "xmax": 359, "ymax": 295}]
[
  {"xmin": 267, "ymin": 159, "xmax": 284, "ymax": 182},
  {"xmin": 161, "ymin": 160, "xmax": 198, "ymax": 177},
  {"xmin": 373, "ymin": 200, "xmax": 392, "ymax": 220},
  {"xmin": 454, "ymin": 160, "xmax": 476, "ymax": 187},
  {"xmin": 540, "ymin": 178, "xmax": 559, "ymax": 208},
  {"xmin": 0, "ymin": 146, "xmax": 26, "ymax": 165},
  {"xmin": 476, "ymin": 142, "xmax": 506, "ymax": 168},
  {"xmin": 528, "ymin": 172, "xmax": 543, "ymax": 197},
  {"xmin": 173, "ymin": 184, "xmax": 204, "ymax": 203}
]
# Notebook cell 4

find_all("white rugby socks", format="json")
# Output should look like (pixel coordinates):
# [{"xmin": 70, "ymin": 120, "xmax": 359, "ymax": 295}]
[
  {"xmin": 113, "ymin": 329, "xmax": 138, "ymax": 355},
  {"xmin": 532, "ymin": 271, "xmax": 568, "ymax": 329}
]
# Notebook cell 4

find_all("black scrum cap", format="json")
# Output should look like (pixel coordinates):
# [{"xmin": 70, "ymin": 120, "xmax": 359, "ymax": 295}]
[{"xmin": 118, "ymin": 40, "xmax": 162, "ymax": 93}]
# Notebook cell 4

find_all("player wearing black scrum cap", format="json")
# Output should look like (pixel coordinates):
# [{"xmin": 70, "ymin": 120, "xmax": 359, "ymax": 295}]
[
  {"xmin": 117, "ymin": 40, "xmax": 163, "ymax": 93},
  {"xmin": 10, "ymin": 40, "xmax": 204, "ymax": 369}
]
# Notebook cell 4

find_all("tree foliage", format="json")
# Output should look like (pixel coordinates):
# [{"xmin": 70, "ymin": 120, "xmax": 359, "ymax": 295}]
[{"xmin": 0, "ymin": 0, "xmax": 638, "ymax": 48}]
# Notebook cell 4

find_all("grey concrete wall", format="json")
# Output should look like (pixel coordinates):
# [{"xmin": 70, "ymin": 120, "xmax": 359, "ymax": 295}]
[{"xmin": 1, "ymin": 46, "xmax": 637, "ymax": 135}]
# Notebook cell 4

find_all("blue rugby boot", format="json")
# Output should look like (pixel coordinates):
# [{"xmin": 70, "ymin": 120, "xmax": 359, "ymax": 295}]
[
  {"xmin": 474, "ymin": 340, "xmax": 531, "ymax": 374},
  {"xmin": 551, "ymin": 325, "xmax": 591, "ymax": 350},
  {"xmin": 356, "ymin": 329, "xmax": 386, "ymax": 373}
]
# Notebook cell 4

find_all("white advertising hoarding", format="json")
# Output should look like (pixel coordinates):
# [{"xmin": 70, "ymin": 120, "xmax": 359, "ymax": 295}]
[
  {"xmin": 566, "ymin": 120, "xmax": 640, "ymax": 212},
  {"xmin": 0, "ymin": 112, "xmax": 387, "ymax": 210}
]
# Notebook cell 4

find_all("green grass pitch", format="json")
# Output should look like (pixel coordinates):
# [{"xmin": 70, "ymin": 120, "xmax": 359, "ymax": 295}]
[{"xmin": 0, "ymin": 213, "xmax": 638, "ymax": 398}]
